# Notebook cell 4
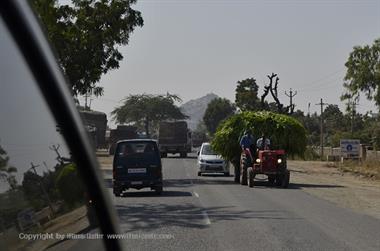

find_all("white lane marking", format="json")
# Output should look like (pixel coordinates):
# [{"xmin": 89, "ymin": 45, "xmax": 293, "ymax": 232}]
[
  {"xmin": 202, "ymin": 211, "xmax": 211, "ymax": 225},
  {"xmin": 193, "ymin": 191, "xmax": 199, "ymax": 198}
]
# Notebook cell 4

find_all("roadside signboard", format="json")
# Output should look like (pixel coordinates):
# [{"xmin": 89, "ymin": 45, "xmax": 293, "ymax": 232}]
[{"xmin": 340, "ymin": 139, "xmax": 360, "ymax": 158}]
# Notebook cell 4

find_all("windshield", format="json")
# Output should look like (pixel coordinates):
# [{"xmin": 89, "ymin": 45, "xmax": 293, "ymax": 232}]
[
  {"xmin": 201, "ymin": 145, "xmax": 217, "ymax": 155},
  {"xmin": 3, "ymin": 1, "xmax": 380, "ymax": 251}
]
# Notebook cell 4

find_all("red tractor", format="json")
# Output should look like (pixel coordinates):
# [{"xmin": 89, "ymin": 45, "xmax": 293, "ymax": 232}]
[{"xmin": 240, "ymin": 149, "xmax": 290, "ymax": 188}]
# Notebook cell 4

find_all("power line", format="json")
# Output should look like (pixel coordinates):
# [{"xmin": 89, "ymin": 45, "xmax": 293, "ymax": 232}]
[{"xmin": 298, "ymin": 76, "xmax": 343, "ymax": 92}]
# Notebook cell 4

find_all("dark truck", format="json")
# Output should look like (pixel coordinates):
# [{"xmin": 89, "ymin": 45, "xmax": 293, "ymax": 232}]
[
  {"xmin": 158, "ymin": 121, "xmax": 192, "ymax": 158},
  {"xmin": 108, "ymin": 125, "xmax": 138, "ymax": 155}
]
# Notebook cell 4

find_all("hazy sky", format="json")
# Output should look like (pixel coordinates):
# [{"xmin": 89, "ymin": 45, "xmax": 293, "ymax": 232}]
[{"xmin": 77, "ymin": 0, "xmax": 380, "ymax": 124}]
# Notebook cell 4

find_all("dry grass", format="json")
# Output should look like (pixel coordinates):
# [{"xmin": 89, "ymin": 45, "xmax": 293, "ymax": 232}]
[{"xmin": 338, "ymin": 160, "xmax": 380, "ymax": 179}]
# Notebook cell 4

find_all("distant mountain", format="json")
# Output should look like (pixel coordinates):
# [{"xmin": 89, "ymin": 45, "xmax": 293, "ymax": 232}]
[{"xmin": 180, "ymin": 93, "xmax": 219, "ymax": 130}]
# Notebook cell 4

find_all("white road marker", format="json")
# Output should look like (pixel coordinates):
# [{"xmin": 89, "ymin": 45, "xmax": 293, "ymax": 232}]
[
  {"xmin": 202, "ymin": 211, "xmax": 211, "ymax": 225},
  {"xmin": 193, "ymin": 191, "xmax": 199, "ymax": 197}
]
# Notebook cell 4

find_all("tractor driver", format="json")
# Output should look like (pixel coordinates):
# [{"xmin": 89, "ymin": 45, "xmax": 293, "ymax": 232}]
[
  {"xmin": 240, "ymin": 130, "xmax": 253, "ymax": 150},
  {"xmin": 239, "ymin": 129, "xmax": 257, "ymax": 159},
  {"xmin": 257, "ymin": 133, "xmax": 271, "ymax": 150}
]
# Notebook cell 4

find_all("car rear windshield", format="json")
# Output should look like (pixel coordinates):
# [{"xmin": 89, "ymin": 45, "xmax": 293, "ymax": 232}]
[
  {"xmin": 116, "ymin": 142, "xmax": 160, "ymax": 166},
  {"xmin": 201, "ymin": 144, "xmax": 217, "ymax": 155}
]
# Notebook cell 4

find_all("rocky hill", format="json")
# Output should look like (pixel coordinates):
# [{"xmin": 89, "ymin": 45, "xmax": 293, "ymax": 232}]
[{"xmin": 180, "ymin": 93, "xmax": 219, "ymax": 130}]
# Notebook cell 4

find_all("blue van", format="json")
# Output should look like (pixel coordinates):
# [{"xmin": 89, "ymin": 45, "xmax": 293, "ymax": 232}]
[{"xmin": 113, "ymin": 139, "xmax": 163, "ymax": 196}]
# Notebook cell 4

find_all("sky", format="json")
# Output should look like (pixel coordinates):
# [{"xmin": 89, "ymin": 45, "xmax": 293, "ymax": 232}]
[{"xmin": 77, "ymin": 0, "xmax": 380, "ymax": 126}]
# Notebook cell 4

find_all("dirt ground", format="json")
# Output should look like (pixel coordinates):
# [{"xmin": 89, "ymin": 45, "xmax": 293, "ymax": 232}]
[{"xmin": 288, "ymin": 160, "xmax": 380, "ymax": 220}]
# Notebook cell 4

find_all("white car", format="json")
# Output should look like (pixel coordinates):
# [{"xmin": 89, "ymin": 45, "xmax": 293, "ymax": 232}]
[{"xmin": 197, "ymin": 143, "xmax": 230, "ymax": 176}]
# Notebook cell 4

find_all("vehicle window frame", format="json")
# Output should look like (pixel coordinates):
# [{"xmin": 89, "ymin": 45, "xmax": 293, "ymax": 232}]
[{"xmin": 0, "ymin": 1, "xmax": 123, "ymax": 250}]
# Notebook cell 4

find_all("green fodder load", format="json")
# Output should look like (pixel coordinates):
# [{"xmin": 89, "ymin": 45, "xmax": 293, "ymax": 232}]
[{"xmin": 212, "ymin": 111, "xmax": 307, "ymax": 162}]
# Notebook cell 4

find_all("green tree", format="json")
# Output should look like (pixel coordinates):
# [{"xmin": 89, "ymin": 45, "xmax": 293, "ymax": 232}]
[
  {"xmin": 341, "ymin": 38, "xmax": 380, "ymax": 108},
  {"xmin": 211, "ymin": 111, "xmax": 307, "ymax": 181},
  {"xmin": 31, "ymin": 0, "xmax": 143, "ymax": 97},
  {"xmin": 323, "ymin": 104, "xmax": 345, "ymax": 144},
  {"xmin": 235, "ymin": 78, "xmax": 261, "ymax": 111},
  {"xmin": 22, "ymin": 171, "xmax": 46, "ymax": 209},
  {"xmin": 111, "ymin": 93, "xmax": 188, "ymax": 136},
  {"xmin": 203, "ymin": 98, "xmax": 236, "ymax": 135},
  {"xmin": 0, "ymin": 145, "xmax": 17, "ymax": 190}
]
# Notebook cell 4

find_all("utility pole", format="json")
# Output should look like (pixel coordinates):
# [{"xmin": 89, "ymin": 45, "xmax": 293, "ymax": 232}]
[
  {"xmin": 350, "ymin": 99, "xmax": 357, "ymax": 136},
  {"xmin": 29, "ymin": 163, "xmax": 55, "ymax": 215},
  {"xmin": 316, "ymin": 98, "xmax": 328, "ymax": 160},
  {"xmin": 285, "ymin": 88, "xmax": 297, "ymax": 108}
]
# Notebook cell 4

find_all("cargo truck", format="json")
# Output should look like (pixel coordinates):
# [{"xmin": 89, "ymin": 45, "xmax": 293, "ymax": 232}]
[
  {"xmin": 158, "ymin": 121, "xmax": 192, "ymax": 158},
  {"xmin": 108, "ymin": 125, "xmax": 138, "ymax": 155}
]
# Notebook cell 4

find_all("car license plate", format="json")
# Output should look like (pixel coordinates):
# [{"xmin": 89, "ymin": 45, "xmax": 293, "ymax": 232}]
[
  {"xmin": 131, "ymin": 181, "xmax": 143, "ymax": 185},
  {"xmin": 128, "ymin": 168, "xmax": 146, "ymax": 174}
]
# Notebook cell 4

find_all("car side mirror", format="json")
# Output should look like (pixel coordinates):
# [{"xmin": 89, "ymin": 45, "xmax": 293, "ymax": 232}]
[{"xmin": 197, "ymin": 151, "xmax": 200, "ymax": 156}]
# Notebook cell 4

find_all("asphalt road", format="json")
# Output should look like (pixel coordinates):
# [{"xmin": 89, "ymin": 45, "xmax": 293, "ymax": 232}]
[{"xmin": 52, "ymin": 153, "xmax": 380, "ymax": 251}]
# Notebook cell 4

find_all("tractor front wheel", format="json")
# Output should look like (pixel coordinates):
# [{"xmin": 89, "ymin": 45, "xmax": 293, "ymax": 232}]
[
  {"xmin": 275, "ymin": 175, "xmax": 282, "ymax": 186},
  {"xmin": 248, "ymin": 167, "xmax": 255, "ymax": 188},
  {"xmin": 281, "ymin": 170, "xmax": 290, "ymax": 188}
]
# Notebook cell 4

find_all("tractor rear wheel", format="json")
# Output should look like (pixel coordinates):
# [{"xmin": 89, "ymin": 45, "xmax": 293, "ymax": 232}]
[
  {"xmin": 248, "ymin": 167, "xmax": 254, "ymax": 188},
  {"xmin": 240, "ymin": 164, "xmax": 248, "ymax": 186}
]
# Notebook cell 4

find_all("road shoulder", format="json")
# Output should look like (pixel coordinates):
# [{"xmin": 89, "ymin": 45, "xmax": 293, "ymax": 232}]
[{"xmin": 288, "ymin": 160, "xmax": 380, "ymax": 220}]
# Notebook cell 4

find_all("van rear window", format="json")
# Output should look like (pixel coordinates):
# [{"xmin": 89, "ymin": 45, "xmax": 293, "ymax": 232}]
[{"xmin": 116, "ymin": 142, "xmax": 160, "ymax": 166}]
